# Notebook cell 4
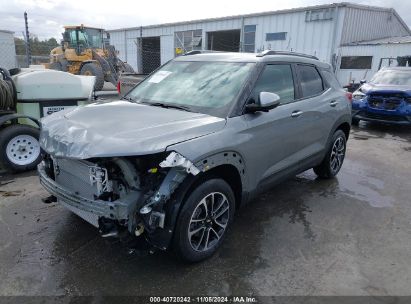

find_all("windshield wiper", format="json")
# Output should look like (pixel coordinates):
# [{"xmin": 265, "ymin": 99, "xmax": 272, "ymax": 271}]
[
  {"xmin": 121, "ymin": 96, "xmax": 135, "ymax": 102},
  {"xmin": 144, "ymin": 102, "xmax": 194, "ymax": 112}
]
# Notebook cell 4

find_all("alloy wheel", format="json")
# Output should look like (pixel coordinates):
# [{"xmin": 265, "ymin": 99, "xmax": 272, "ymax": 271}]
[
  {"xmin": 330, "ymin": 136, "xmax": 345, "ymax": 174},
  {"xmin": 188, "ymin": 192, "xmax": 230, "ymax": 252}
]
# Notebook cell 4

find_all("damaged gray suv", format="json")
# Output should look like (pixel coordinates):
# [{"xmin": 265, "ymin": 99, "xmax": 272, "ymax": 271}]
[{"xmin": 38, "ymin": 51, "xmax": 351, "ymax": 262}]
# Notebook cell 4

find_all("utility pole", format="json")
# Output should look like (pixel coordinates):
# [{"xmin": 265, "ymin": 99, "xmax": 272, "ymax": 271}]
[
  {"xmin": 24, "ymin": 12, "xmax": 31, "ymax": 67},
  {"xmin": 138, "ymin": 26, "xmax": 143, "ymax": 74}
]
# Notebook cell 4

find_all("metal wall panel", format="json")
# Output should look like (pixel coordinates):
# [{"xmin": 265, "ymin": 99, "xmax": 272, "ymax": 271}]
[
  {"xmin": 335, "ymin": 43, "xmax": 411, "ymax": 85},
  {"xmin": 245, "ymin": 10, "xmax": 336, "ymax": 62},
  {"xmin": 111, "ymin": 13, "xmax": 338, "ymax": 66},
  {"xmin": 109, "ymin": 31, "xmax": 126, "ymax": 61},
  {"xmin": 160, "ymin": 35, "xmax": 174, "ymax": 64},
  {"xmin": 340, "ymin": 7, "xmax": 410, "ymax": 45},
  {"xmin": 108, "ymin": 4, "xmax": 410, "ymax": 75}
]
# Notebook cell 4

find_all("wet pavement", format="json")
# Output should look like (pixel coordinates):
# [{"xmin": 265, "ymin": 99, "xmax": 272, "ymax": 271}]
[{"xmin": 0, "ymin": 122, "xmax": 410, "ymax": 296}]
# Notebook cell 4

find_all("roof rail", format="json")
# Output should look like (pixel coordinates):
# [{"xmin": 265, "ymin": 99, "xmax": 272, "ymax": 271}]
[
  {"xmin": 256, "ymin": 50, "xmax": 319, "ymax": 60},
  {"xmin": 183, "ymin": 50, "xmax": 225, "ymax": 56}
]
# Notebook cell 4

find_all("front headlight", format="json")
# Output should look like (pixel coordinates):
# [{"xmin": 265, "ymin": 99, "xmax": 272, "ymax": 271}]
[{"xmin": 352, "ymin": 91, "xmax": 366, "ymax": 101}]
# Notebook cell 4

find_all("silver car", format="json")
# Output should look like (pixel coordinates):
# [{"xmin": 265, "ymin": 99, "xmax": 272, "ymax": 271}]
[{"xmin": 38, "ymin": 51, "xmax": 351, "ymax": 262}]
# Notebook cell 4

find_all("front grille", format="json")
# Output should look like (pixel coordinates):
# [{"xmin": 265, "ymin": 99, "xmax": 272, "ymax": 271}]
[
  {"xmin": 361, "ymin": 111, "xmax": 407, "ymax": 122},
  {"xmin": 367, "ymin": 93, "xmax": 404, "ymax": 110}
]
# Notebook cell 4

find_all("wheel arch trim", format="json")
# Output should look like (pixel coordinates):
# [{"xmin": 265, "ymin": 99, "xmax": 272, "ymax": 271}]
[{"xmin": 0, "ymin": 114, "xmax": 40, "ymax": 128}]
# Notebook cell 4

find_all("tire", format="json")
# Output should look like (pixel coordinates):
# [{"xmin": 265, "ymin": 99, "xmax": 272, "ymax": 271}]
[
  {"xmin": 80, "ymin": 63, "xmax": 104, "ymax": 91},
  {"xmin": 0, "ymin": 125, "xmax": 42, "ymax": 172},
  {"xmin": 313, "ymin": 130, "xmax": 347, "ymax": 179},
  {"xmin": 352, "ymin": 117, "xmax": 360, "ymax": 126},
  {"xmin": 60, "ymin": 59, "xmax": 69, "ymax": 72},
  {"xmin": 173, "ymin": 178, "xmax": 235, "ymax": 263},
  {"xmin": 49, "ymin": 62, "xmax": 62, "ymax": 71}
]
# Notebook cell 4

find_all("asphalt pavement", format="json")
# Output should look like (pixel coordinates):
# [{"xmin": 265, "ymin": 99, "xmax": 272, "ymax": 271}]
[{"xmin": 0, "ymin": 122, "xmax": 410, "ymax": 297}]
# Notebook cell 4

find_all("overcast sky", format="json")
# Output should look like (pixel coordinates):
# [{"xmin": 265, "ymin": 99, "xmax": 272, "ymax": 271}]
[{"xmin": 0, "ymin": 0, "xmax": 410, "ymax": 40}]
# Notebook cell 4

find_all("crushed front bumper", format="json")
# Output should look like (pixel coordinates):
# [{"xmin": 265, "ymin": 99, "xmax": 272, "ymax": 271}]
[
  {"xmin": 352, "ymin": 110, "xmax": 411, "ymax": 125},
  {"xmin": 38, "ymin": 162, "xmax": 141, "ymax": 227}
]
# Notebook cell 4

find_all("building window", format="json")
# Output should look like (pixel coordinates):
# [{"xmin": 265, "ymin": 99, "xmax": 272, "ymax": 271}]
[
  {"xmin": 340, "ymin": 56, "xmax": 373, "ymax": 69},
  {"xmin": 266, "ymin": 32, "xmax": 287, "ymax": 41},
  {"xmin": 305, "ymin": 8, "xmax": 334, "ymax": 22},
  {"xmin": 243, "ymin": 25, "xmax": 256, "ymax": 53},
  {"xmin": 174, "ymin": 29, "xmax": 202, "ymax": 56}
]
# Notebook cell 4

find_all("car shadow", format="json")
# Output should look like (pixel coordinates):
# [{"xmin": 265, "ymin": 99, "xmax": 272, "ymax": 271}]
[{"xmin": 48, "ymin": 169, "xmax": 334, "ymax": 295}]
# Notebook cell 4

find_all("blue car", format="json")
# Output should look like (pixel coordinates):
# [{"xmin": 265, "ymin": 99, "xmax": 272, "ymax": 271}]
[{"xmin": 351, "ymin": 67, "xmax": 411, "ymax": 125}]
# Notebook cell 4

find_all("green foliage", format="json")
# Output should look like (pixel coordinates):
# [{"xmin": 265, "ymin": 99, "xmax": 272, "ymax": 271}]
[{"xmin": 14, "ymin": 37, "xmax": 59, "ymax": 56}]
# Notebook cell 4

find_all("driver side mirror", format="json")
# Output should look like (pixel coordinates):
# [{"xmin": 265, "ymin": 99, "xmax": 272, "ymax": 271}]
[{"xmin": 245, "ymin": 92, "xmax": 281, "ymax": 113}]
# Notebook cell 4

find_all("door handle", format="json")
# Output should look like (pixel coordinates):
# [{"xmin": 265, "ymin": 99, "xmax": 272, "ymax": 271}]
[
  {"xmin": 330, "ymin": 100, "xmax": 339, "ymax": 107},
  {"xmin": 291, "ymin": 111, "xmax": 303, "ymax": 118}
]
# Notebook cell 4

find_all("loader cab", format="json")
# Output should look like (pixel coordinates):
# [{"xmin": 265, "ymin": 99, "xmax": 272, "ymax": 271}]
[{"xmin": 62, "ymin": 26, "xmax": 105, "ymax": 54}]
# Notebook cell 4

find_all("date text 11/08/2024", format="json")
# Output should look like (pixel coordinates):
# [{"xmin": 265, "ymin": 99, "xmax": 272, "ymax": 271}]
[{"xmin": 149, "ymin": 296, "xmax": 258, "ymax": 303}]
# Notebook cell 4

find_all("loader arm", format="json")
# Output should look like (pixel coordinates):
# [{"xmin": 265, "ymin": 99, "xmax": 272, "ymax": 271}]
[{"xmin": 92, "ymin": 50, "xmax": 118, "ymax": 86}]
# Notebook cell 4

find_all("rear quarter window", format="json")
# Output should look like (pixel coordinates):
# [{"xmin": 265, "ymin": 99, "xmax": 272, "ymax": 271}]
[
  {"xmin": 321, "ymin": 70, "xmax": 342, "ymax": 89},
  {"xmin": 297, "ymin": 65, "xmax": 324, "ymax": 98}
]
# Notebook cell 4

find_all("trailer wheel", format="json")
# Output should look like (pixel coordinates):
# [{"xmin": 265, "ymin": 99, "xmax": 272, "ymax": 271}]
[
  {"xmin": 80, "ymin": 63, "xmax": 104, "ymax": 91},
  {"xmin": 0, "ymin": 125, "xmax": 42, "ymax": 172}
]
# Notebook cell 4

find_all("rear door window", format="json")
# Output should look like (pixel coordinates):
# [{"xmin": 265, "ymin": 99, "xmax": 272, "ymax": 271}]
[
  {"xmin": 297, "ymin": 65, "xmax": 324, "ymax": 98},
  {"xmin": 251, "ymin": 64, "xmax": 295, "ymax": 105}
]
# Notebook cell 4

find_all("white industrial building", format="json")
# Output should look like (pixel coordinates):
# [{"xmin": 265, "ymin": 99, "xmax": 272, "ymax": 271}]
[
  {"xmin": 0, "ymin": 30, "xmax": 16, "ymax": 69},
  {"xmin": 108, "ymin": 2, "xmax": 411, "ymax": 85}
]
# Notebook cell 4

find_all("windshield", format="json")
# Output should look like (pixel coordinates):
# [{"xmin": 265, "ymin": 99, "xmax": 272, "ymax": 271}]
[
  {"xmin": 68, "ymin": 28, "xmax": 103, "ymax": 49},
  {"xmin": 127, "ymin": 61, "xmax": 255, "ymax": 117},
  {"xmin": 371, "ymin": 70, "xmax": 411, "ymax": 86},
  {"xmin": 84, "ymin": 28, "xmax": 103, "ymax": 48}
]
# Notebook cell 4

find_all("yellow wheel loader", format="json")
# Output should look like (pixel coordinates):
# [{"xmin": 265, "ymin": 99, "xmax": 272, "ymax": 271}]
[{"xmin": 48, "ymin": 25, "xmax": 134, "ymax": 91}]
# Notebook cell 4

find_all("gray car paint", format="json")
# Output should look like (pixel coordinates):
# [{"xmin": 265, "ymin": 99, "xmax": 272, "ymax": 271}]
[{"xmin": 39, "ymin": 52, "xmax": 350, "ymax": 202}]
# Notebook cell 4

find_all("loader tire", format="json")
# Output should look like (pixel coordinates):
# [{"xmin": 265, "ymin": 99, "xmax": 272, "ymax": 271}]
[
  {"xmin": 49, "ymin": 62, "xmax": 62, "ymax": 71},
  {"xmin": 80, "ymin": 63, "xmax": 104, "ymax": 91}
]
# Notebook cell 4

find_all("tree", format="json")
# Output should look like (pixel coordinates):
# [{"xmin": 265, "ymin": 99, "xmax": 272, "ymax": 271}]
[{"xmin": 14, "ymin": 36, "xmax": 59, "ymax": 56}]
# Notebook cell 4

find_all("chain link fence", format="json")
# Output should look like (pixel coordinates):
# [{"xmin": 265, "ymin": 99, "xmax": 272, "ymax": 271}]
[
  {"xmin": 0, "ymin": 41, "xmax": 17, "ymax": 69},
  {"xmin": 0, "ymin": 37, "xmax": 57, "ymax": 69},
  {"xmin": 14, "ymin": 38, "xmax": 57, "ymax": 68},
  {"xmin": 131, "ymin": 30, "xmax": 242, "ymax": 74}
]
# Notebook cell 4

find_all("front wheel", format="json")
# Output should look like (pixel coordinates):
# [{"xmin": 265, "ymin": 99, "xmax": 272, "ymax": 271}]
[
  {"xmin": 80, "ymin": 63, "xmax": 104, "ymax": 91},
  {"xmin": 49, "ymin": 62, "xmax": 62, "ymax": 71},
  {"xmin": 0, "ymin": 125, "xmax": 42, "ymax": 172},
  {"xmin": 173, "ymin": 179, "xmax": 235, "ymax": 262},
  {"xmin": 314, "ymin": 130, "xmax": 347, "ymax": 179}
]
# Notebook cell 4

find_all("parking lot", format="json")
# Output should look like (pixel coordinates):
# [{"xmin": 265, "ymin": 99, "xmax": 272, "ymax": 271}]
[{"xmin": 0, "ymin": 121, "xmax": 410, "ymax": 297}]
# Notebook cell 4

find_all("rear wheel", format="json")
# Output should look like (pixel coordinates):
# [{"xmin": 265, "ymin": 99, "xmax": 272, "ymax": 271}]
[
  {"xmin": 314, "ymin": 130, "xmax": 347, "ymax": 179},
  {"xmin": 173, "ymin": 179, "xmax": 235, "ymax": 262},
  {"xmin": 0, "ymin": 125, "xmax": 42, "ymax": 172},
  {"xmin": 80, "ymin": 63, "xmax": 104, "ymax": 91}
]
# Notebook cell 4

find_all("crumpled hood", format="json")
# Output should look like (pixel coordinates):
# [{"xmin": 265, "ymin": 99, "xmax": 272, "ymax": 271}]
[
  {"xmin": 40, "ymin": 100, "xmax": 226, "ymax": 159},
  {"xmin": 361, "ymin": 83, "xmax": 411, "ymax": 95}
]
